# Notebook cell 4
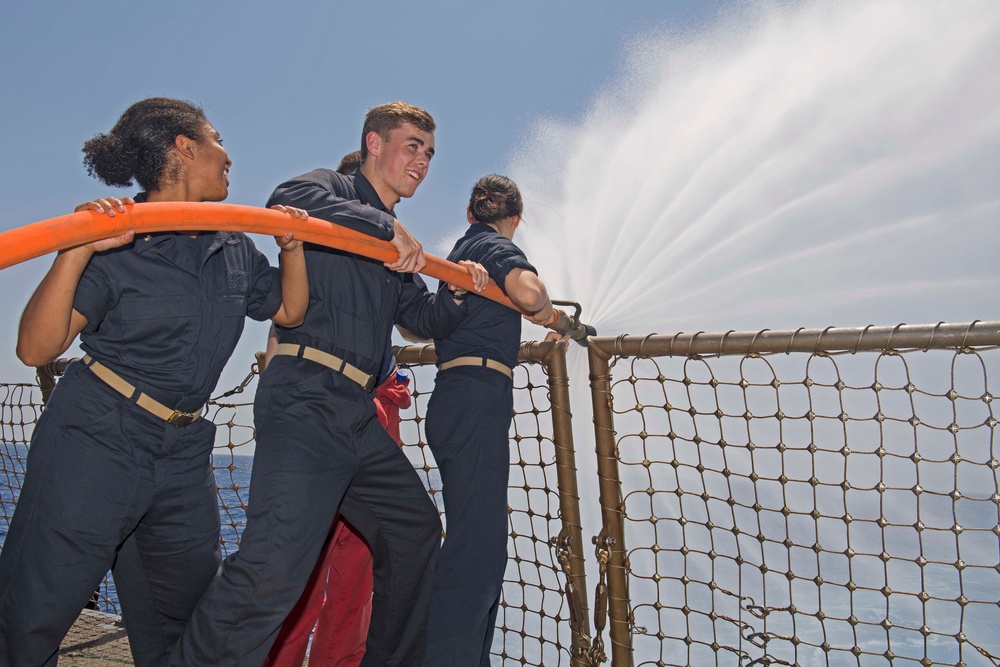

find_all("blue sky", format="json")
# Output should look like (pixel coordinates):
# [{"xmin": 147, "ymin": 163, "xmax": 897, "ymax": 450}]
[
  {"xmin": 0, "ymin": 0, "xmax": 726, "ymax": 383},
  {"xmin": 0, "ymin": 0, "xmax": 725, "ymax": 231},
  {"xmin": 2, "ymin": 0, "xmax": 998, "ymax": 388}
]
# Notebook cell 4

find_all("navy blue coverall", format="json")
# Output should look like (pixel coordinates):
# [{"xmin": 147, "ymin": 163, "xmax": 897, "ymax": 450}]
[
  {"xmin": 171, "ymin": 169, "xmax": 466, "ymax": 667},
  {"xmin": 423, "ymin": 223, "xmax": 537, "ymax": 666},
  {"xmin": 0, "ymin": 230, "xmax": 283, "ymax": 667}
]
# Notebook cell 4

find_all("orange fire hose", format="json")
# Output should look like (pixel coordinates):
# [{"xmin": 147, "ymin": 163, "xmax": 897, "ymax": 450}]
[{"xmin": 0, "ymin": 202, "xmax": 519, "ymax": 311}]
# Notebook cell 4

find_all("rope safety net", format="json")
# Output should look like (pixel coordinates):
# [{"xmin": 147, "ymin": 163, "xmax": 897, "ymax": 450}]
[
  {"xmin": 602, "ymin": 340, "xmax": 1000, "ymax": 666},
  {"xmin": 0, "ymin": 350, "xmax": 577, "ymax": 667}
]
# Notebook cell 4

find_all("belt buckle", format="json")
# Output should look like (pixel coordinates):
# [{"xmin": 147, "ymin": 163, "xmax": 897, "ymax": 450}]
[
  {"xmin": 363, "ymin": 375, "xmax": 376, "ymax": 392},
  {"xmin": 167, "ymin": 410, "xmax": 198, "ymax": 427}
]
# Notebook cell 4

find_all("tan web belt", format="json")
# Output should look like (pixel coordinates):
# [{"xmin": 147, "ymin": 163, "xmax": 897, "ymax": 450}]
[
  {"xmin": 83, "ymin": 355, "xmax": 203, "ymax": 427},
  {"xmin": 273, "ymin": 343, "xmax": 376, "ymax": 391},
  {"xmin": 438, "ymin": 356, "xmax": 514, "ymax": 380}
]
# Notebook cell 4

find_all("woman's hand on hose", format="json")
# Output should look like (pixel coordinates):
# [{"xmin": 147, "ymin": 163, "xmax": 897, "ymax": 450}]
[
  {"xmin": 269, "ymin": 205, "xmax": 308, "ymax": 254},
  {"xmin": 73, "ymin": 198, "xmax": 136, "ymax": 252},
  {"xmin": 523, "ymin": 301, "xmax": 556, "ymax": 327},
  {"xmin": 461, "ymin": 260, "xmax": 489, "ymax": 293},
  {"xmin": 447, "ymin": 260, "xmax": 489, "ymax": 301}
]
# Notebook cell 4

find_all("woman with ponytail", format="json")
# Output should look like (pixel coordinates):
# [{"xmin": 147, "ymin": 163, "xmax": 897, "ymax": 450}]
[
  {"xmin": 423, "ymin": 174, "xmax": 556, "ymax": 666},
  {"xmin": 0, "ymin": 97, "xmax": 309, "ymax": 667}
]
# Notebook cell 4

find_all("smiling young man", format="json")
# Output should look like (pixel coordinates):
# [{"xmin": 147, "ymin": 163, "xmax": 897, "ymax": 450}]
[{"xmin": 171, "ymin": 103, "xmax": 467, "ymax": 667}]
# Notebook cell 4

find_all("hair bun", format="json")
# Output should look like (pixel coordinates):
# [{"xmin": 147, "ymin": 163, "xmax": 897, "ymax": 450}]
[
  {"xmin": 468, "ymin": 174, "xmax": 523, "ymax": 225},
  {"xmin": 82, "ymin": 132, "xmax": 137, "ymax": 188},
  {"xmin": 80, "ymin": 97, "xmax": 207, "ymax": 192}
]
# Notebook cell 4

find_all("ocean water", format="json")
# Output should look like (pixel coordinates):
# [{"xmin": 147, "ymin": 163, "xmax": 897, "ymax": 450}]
[{"xmin": 213, "ymin": 452, "xmax": 254, "ymax": 559}]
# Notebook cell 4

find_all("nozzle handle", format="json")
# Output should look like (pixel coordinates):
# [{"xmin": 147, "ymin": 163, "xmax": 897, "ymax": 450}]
[
  {"xmin": 547, "ymin": 301, "xmax": 597, "ymax": 346},
  {"xmin": 550, "ymin": 309, "xmax": 575, "ymax": 335}
]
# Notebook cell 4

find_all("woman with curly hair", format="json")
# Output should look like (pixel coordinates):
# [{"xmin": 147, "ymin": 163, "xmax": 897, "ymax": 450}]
[{"xmin": 0, "ymin": 97, "xmax": 308, "ymax": 667}]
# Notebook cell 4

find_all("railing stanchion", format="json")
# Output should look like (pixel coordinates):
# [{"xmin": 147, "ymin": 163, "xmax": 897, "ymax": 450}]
[{"xmin": 588, "ymin": 343, "xmax": 633, "ymax": 666}]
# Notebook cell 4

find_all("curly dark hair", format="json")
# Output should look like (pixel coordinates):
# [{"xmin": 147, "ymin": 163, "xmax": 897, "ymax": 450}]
[
  {"xmin": 81, "ymin": 97, "xmax": 208, "ymax": 192},
  {"xmin": 469, "ymin": 174, "xmax": 523, "ymax": 225}
]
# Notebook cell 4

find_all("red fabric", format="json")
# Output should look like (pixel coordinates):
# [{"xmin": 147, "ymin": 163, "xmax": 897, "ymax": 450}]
[
  {"xmin": 309, "ymin": 520, "xmax": 373, "ymax": 665},
  {"xmin": 264, "ymin": 375, "xmax": 409, "ymax": 667},
  {"xmin": 263, "ymin": 517, "xmax": 372, "ymax": 667},
  {"xmin": 374, "ymin": 375, "xmax": 411, "ymax": 445}
]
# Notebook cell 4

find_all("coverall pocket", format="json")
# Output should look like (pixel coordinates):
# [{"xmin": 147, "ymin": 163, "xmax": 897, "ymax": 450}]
[
  {"xmin": 119, "ymin": 295, "xmax": 200, "ymax": 372},
  {"xmin": 254, "ymin": 361, "xmax": 329, "ymax": 436},
  {"xmin": 35, "ymin": 406, "xmax": 137, "ymax": 541},
  {"xmin": 172, "ymin": 419, "xmax": 223, "ymax": 544},
  {"xmin": 481, "ymin": 419, "xmax": 514, "ymax": 474}
]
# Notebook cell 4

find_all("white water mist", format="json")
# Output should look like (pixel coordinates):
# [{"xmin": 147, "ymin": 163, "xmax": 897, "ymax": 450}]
[
  {"xmin": 499, "ymin": 3, "xmax": 1000, "ymax": 663},
  {"xmin": 513, "ymin": 0, "xmax": 1000, "ymax": 337}
]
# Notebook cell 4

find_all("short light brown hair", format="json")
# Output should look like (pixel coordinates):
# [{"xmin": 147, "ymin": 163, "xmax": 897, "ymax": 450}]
[{"xmin": 360, "ymin": 102, "xmax": 435, "ymax": 160}]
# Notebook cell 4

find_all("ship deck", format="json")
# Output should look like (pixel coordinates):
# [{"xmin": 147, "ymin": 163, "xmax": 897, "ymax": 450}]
[
  {"xmin": 59, "ymin": 610, "xmax": 131, "ymax": 666},
  {"xmin": 60, "ymin": 611, "xmax": 313, "ymax": 665}
]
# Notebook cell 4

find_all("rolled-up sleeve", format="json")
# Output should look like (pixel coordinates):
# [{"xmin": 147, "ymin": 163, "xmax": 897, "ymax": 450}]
[
  {"xmin": 247, "ymin": 244, "xmax": 283, "ymax": 322},
  {"xmin": 483, "ymin": 247, "xmax": 537, "ymax": 297},
  {"xmin": 73, "ymin": 259, "xmax": 117, "ymax": 332}
]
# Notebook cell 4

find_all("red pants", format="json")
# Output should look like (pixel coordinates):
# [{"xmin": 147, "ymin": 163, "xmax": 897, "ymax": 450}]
[
  {"xmin": 263, "ymin": 375, "xmax": 410, "ymax": 667},
  {"xmin": 262, "ymin": 517, "xmax": 373, "ymax": 667}
]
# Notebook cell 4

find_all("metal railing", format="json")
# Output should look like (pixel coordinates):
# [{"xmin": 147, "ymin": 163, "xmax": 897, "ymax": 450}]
[
  {"xmin": 0, "ymin": 341, "xmax": 591, "ymax": 666},
  {"xmin": 1, "ymin": 321, "xmax": 998, "ymax": 666},
  {"xmin": 586, "ymin": 321, "xmax": 1000, "ymax": 666},
  {"xmin": 396, "ymin": 341, "xmax": 591, "ymax": 666}
]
